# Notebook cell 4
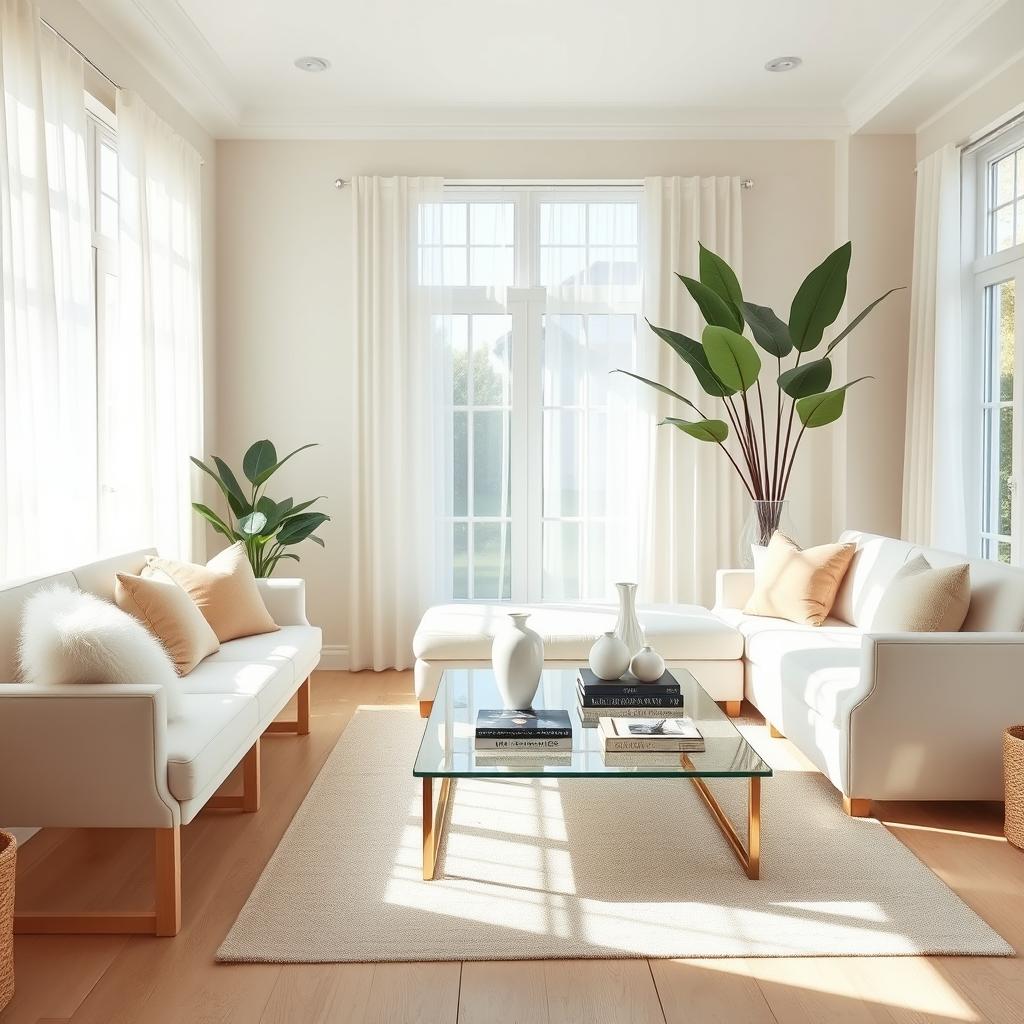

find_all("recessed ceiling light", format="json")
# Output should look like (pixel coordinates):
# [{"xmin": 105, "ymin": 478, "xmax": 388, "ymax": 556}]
[
  {"xmin": 764, "ymin": 56, "xmax": 802, "ymax": 73},
  {"xmin": 294, "ymin": 56, "xmax": 330, "ymax": 73}
]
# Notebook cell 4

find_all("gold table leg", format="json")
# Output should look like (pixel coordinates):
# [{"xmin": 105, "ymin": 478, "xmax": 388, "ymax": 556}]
[
  {"xmin": 422, "ymin": 776, "xmax": 454, "ymax": 881},
  {"xmin": 688, "ymin": 775, "xmax": 761, "ymax": 880}
]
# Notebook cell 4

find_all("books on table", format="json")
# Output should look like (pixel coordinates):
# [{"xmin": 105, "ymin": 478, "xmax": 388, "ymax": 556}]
[
  {"xmin": 576, "ymin": 667, "xmax": 683, "ymax": 725},
  {"xmin": 474, "ymin": 709, "xmax": 572, "ymax": 752},
  {"xmin": 599, "ymin": 716, "xmax": 705, "ymax": 753}
]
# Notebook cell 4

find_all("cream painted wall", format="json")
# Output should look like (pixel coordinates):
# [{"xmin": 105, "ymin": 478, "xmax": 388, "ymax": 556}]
[{"xmin": 216, "ymin": 139, "xmax": 842, "ymax": 657}]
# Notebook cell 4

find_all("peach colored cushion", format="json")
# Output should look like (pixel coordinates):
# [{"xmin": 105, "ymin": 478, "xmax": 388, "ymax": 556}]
[
  {"xmin": 144, "ymin": 542, "xmax": 279, "ymax": 643},
  {"xmin": 744, "ymin": 532, "xmax": 856, "ymax": 627},
  {"xmin": 114, "ymin": 571, "xmax": 220, "ymax": 675}
]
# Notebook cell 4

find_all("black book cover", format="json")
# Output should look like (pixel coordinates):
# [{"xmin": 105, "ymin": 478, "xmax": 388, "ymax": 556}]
[
  {"xmin": 577, "ymin": 667, "xmax": 681, "ymax": 696},
  {"xmin": 475, "ymin": 708, "xmax": 573, "ymax": 739},
  {"xmin": 577, "ymin": 686, "xmax": 683, "ymax": 709}
]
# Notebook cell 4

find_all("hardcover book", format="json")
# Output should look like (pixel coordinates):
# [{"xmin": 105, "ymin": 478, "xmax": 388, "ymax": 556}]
[
  {"xmin": 474, "ymin": 737, "xmax": 572, "ymax": 752},
  {"xmin": 475, "ymin": 709, "xmax": 572, "ymax": 740},
  {"xmin": 577, "ymin": 668, "xmax": 681, "ymax": 696},
  {"xmin": 576, "ymin": 704, "xmax": 675, "ymax": 726},
  {"xmin": 598, "ymin": 716, "xmax": 705, "ymax": 752},
  {"xmin": 576, "ymin": 684, "xmax": 682, "ymax": 709}
]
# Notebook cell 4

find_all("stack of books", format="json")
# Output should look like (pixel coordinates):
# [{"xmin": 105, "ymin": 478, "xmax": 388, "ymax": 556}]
[
  {"xmin": 576, "ymin": 667, "xmax": 683, "ymax": 727},
  {"xmin": 474, "ymin": 709, "xmax": 573, "ymax": 757},
  {"xmin": 598, "ymin": 716, "xmax": 705, "ymax": 763}
]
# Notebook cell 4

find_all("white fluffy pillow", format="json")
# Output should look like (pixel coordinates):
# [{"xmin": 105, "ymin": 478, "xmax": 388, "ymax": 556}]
[{"xmin": 18, "ymin": 584, "xmax": 184, "ymax": 722}]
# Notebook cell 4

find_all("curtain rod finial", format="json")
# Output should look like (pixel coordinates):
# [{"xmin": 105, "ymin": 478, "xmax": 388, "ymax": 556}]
[
  {"xmin": 741, "ymin": 178, "xmax": 754, "ymax": 190},
  {"xmin": 334, "ymin": 177, "xmax": 347, "ymax": 189}
]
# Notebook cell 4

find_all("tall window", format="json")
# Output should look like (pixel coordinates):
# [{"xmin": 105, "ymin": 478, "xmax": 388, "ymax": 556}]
[
  {"xmin": 970, "ymin": 130, "xmax": 1024, "ymax": 563},
  {"xmin": 419, "ymin": 188, "xmax": 645, "ymax": 603}
]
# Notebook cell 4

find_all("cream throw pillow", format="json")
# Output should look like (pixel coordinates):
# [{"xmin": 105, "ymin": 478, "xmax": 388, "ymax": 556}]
[
  {"xmin": 744, "ymin": 532, "xmax": 856, "ymax": 627},
  {"xmin": 144, "ymin": 541, "xmax": 279, "ymax": 643},
  {"xmin": 115, "ymin": 571, "xmax": 219, "ymax": 675},
  {"xmin": 870, "ymin": 555, "xmax": 970, "ymax": 632}
]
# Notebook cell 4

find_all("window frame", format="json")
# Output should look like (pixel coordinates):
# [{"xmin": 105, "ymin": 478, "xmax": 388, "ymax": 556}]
[{"xmin": 425, "ymin": 185, "xmax": 643, "ymax": 603}]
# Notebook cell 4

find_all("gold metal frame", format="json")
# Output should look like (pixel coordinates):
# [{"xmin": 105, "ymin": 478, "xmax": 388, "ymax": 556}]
[
  {"xmin": 421, "ymin": 776, "xmax": 455, "ymax": 880},
  {"xmin": 688, "ymin": 774, "xmax": 761, "ymax": 879}
]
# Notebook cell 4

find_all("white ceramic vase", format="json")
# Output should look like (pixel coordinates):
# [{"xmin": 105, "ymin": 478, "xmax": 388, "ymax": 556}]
[
  {"xmin": 491, "ymin": 612, "xmax": 543, "ymax": 710},
  {"xmin": 613, "ymin": 582, "xmax": 643, "ymax": 657},
  {"xmin": 588, "ymin": 631, "xmax": 630, "ymax": 681},
  {"xmin": 630, "ymin": 645, "xmax": 666, "ymax": 683}
]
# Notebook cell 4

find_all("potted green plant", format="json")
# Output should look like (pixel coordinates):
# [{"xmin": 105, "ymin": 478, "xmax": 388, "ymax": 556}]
[
  {"xmin": 190, "ymin": 440, "xmax": 330, "ymax": 577},
  {"xmin": 617, "ymin": 241, "xmax": 902, "ymax": 550}
]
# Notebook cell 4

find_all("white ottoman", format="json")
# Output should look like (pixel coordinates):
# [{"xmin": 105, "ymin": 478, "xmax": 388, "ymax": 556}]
[{"xmin": 412, "ymin": 602, "xmax": 744, "ymax": 717}]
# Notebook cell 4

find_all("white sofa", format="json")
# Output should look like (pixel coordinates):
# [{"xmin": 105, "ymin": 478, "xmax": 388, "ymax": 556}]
[
  {"xmin": 0, "ymin": 548, "xmax": 322, "ymax": 936},
  {"xmin": 715, "ymin": 529, "xmax": 1024, "ymax": 814}
]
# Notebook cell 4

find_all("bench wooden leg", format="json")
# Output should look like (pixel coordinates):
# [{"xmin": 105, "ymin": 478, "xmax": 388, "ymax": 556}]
[
  {"xmin": 15, "ymin": 825, "xmax": 182, "ymax": 937},
  {"xmin": 843, "ymin": 797, "xmax": 872, "ymax": 818},
  {"xmin": 722, "ymin": 700, "xmax": 742, "ymax": 718},
  {"xmin": 265, "ymin": 676, "xmax": 311, "ymax": 735},
  {"xmin": 419, "ymin": 700, "xmax": 433, "ymax": 719}
]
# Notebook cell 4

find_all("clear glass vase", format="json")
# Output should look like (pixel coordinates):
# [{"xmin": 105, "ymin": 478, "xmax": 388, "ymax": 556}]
[{"xmin": 739, "ymin": 500, "xmax": 796, "ymax": 568}]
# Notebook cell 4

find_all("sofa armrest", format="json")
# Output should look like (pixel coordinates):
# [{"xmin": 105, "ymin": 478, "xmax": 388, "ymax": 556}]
[
  {"xmin": 846, "ymin": 632, "xmax": 1024, "ymax": 800},
  {"xmin": 0, "ymin": 683, "xmax": 179, "ymax": 828},
  {"xmin": 256, "ymin": 578, "xmax": 310, "ymax": 627},
  {"xmin": 714, "ymin": 569, "xmax": 755, "ymax": 611}
]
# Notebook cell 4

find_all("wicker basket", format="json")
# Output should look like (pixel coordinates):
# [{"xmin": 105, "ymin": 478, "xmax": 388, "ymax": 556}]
[
  {"xmin": 1004, "ymin": 727, "xmax": 1024, "ymax": 850},
  {"xmin": 0, "ymin": 829, "xmax": 14, "ymax": 1013}
]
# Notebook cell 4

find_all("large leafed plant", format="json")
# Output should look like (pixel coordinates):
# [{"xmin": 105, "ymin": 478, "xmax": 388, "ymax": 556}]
[
  {"xmin": 617, "ymin": 241, "xmax": 901, "ymax": 519},
  {"xmin": 191, "ymin": 440, "xmax": 330, "ymax": 578}
]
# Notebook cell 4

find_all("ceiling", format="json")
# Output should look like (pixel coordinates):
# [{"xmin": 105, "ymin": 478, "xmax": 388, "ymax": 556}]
[{"xmin": 78, "ymin": 0, "xmax": 1024, "ymax": 138}]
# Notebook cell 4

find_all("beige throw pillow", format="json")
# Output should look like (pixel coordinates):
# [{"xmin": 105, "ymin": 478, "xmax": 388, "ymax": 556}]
[
  {"xmin": 744, "ymin": 532, "xmax": 856, "ymax": 627},
  {"xmin": 144, "ymin": 542, "xmax": 279, "ymax": 643},
  {"xmin": 870, "ymin": 555, "xmax": 970, "ymax": 632},
  {"xmin": 115, "ymin": 571, "xmax": 220, "ymax": 675}
]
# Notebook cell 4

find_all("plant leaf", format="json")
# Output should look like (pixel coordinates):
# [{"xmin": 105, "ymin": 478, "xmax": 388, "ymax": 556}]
[
  {"xmin": 778, "ymin": 358, "xmax": 833, "ymax": 398},
  {"xmin": 611, "ymin": 369, "xmax": 707, "ymax": 417},
  {"xmin": 789, "ymin": 242, "xmax": 852, "ymax": 352},
  {"xmin": 308, "ymin": 534, "xmax": 325, "ymax": 547},
  {"xmin": 661, "ymin": 417, "xmax": 729, "ymax": 443},
  {"xmin": 211, "ymin": 457, "xmax": 249, "ymax": 515},
  {"xmin": 647, "ymin": 320, "xmax": 736, "ymax": 397},
  {"xmin": 254, "ymin": 442, "xmax": 318, "ymax": 487},
  {"xmin": 277, "ymin": 511, "xmax": 331, "ymax": 545},
  {"xmin": 190, "ymin": 457, "xmax": 246, "ymax": 519},
  {"xmin": 191, "ymin": 502, "xmax": 237, "ymax": 540},
  {"xmin": 676, "ymin": 274, "xmax": 743, "ymax": 332},
  {"xmin": 740, "ymin": 302, "xmax": 793, "ymax": 357},
  {"xmin": 242, "ymin": 440, "xmax": 277, "ymax": 486},
  {"xmin": 698, "ymin": 244, "xmax": 743, "ymax": 317},
  {"xmin": 795, "ymin": 376, "xmax": 872, "ymax": 428},
  {"xmin": 825, "ymin": 287, "xmax": 906, "ymax": 354},
  {"xmin": 702, "ymin": 325, "xmax": 762, "ymax": 392},
  {"xmin": 238, "ymin": 510, "xmax": 268, "ymax": 535}
]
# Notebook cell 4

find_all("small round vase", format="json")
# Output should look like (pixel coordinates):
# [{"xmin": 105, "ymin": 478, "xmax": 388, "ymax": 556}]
[
  {"xmin": 630, "ymin": 645, "xmax": 666, "ymax": 683},
  {"xmin": 491, "ymin": 612, "xmax": 543, "ymax": 710},
  {"xmin": 588, "ymin": 631, "xmax": 630, "ymax": 681}
]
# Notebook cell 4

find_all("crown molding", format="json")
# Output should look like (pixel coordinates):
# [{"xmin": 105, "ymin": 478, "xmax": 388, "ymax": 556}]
[{"xmin": 844, "ymin": 0, "xmax": 1008, "ymax": 132}]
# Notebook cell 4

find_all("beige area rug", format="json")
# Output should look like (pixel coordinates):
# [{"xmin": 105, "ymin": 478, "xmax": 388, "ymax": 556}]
[{"xmin": 218, "ymin": 708, "xmax": 1013, "ymax": 962}]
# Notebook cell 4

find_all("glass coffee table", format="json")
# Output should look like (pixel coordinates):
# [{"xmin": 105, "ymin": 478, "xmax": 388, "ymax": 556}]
[{"xmin": 413, "ymin": 668, "xmax": 771, "ymax": 881}]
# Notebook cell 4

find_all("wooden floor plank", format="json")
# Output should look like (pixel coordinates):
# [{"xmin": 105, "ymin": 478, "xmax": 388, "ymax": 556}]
[
  {"xmin": 3, "ymin": 671, "xmax": 1022, "ymax": 1024},
  {"xmin": 458, "ymin": 960, "xmax": 549, "ymax": 1024},
  {"xmin": 650, "ymin": 958, "xmax": 776, "ymax": 1024},
  {"xmin": 542, "ymin": 959, "xmax": 666, "ymax": 1024}
]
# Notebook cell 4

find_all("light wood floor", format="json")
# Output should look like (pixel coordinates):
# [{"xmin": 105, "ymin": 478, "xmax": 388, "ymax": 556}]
[{"xmin": 3, "ymin": 669, "xmax": 1023, "ymax": 1024}]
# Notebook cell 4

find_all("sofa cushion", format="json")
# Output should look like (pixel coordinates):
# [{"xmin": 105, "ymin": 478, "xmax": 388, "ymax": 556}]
[
  {"xmin": 166, "ymin": 693, "xmax": 260, "ymax": 801},
  {"xmin": 413, "ymin": 603, "xmax": 743, "ymax": 661},
  {"xmin": 202, "ymin": 625, "xmax": 322, "ymax": 678},
  {"xmin": 871, "ymin": 555, "xmax": 970, "ymax": 632},
  {"xmin": 179, "ymin": 658, "xmax": 295, "ymax": 723},
  {"xmin": 833, "ymin": 531, "xmax": 914, "ymax": 627}
]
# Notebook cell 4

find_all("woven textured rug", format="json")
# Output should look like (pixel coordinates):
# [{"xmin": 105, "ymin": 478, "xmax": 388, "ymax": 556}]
[{"xmin": 218, "ymin": 707, "xmax": 1013, "ymax": 962}]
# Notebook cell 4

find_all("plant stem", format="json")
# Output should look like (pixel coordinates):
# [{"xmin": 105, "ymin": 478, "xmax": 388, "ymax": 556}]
[
  {"xmin": 772, "ymin": 356, "xmax": 783, "ymax": 501},
  {"xmin": 724, "ymin": 398, "xmax": 760, "ymax": 497},
  {"xmin": 716, "ymin": 442, "xmax": 755, "ymax": 499},
  {"xmin": 739, "ymin": 388, "xmax": 763, "ymax": 498},
  {"xmin": 780, "ymin": 425, "xmax": 807, "ymax": 498},
  {"xmin": 755, "ymin": 380, "xmax": 769, "ymax": 498}
]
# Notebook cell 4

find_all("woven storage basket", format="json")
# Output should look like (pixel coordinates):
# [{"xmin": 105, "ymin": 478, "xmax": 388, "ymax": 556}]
[
  {"xmin": 0, "ymin": 829, "xmax": 14, "ymax": 1012},
  {"xmin": 1004, "ymin": 727, "xmax": 1024, "ymax": 850}
]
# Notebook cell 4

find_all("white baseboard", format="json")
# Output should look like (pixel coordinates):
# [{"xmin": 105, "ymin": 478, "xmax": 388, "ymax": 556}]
[
  {"xmin": 4, "ymin": 826, "xmax": 39, "ymax": 846},
  {"xmin": 318, "ymin": 645, "xmax": 350, "ymax": 671}
]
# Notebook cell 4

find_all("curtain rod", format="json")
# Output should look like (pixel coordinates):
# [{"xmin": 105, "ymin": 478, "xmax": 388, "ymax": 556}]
[
  {"xmin": 40, "ymin": 17, "xmax": 121, "ymax": 90},
  {"xmin": 334, "ymin": 177, "xmax": 755, "ymax": 190},
  {"xmin": 960, "ymin": 109, "xmax": 1024, "ymax": 157}
]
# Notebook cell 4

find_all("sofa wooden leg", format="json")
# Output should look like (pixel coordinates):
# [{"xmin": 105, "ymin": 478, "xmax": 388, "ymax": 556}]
[
  {"xmin": 419, "ymin": 700, "xmax": 433, "ymax": 719},
  {"xmin": 15, "ymin": 825, "xmax": 182, "ymax": 936},
  {"xmin": 265, "ymin": 676, "xmax": 311, "ymax": 735},
  {"xmin": 242, "ymin": 739, "xmax": 261, "ymax": 813},
  {"xmin": 843, "ymin": 797, "xmax": 872, "ymax": 818},
  {"xmin": 769, "ymin": 722, "xmax": 785, "ymax": 738},
  {"xmin": 722, "ymin": 700, "xmax": 742, "ymax": 718}
]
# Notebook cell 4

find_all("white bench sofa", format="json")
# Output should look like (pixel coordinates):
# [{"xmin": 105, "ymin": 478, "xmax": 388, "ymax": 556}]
[
  {"xmin": 413, "ymin": 601, "xmax": 744, "ymax": 717},
  {"xmin": 715, "ymin": 530, "xmax": 1024, "ymax": 815},
  {"xmin": 0, "ymin": 549, "xmax": 322, "ymax": 936}
]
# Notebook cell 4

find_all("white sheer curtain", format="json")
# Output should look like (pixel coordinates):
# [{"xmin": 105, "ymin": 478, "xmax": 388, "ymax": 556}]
[
  {"xmin": 100, "ymin": 90, "xmax": 203, "ymax": 560},
  {"xmin": 0, "ymin": 1, "xmax": 96, "ymax": 580},
  {"xmin": 348, "ymin": 176, "xmax": 444, "ymax": 670},
  {"xmin": 641, "ymin": 176, "xmax": 744, "ymax": 605},
  {"xmin": 902, "ymin": 144, "xmax": 971, "ymax": 552}
]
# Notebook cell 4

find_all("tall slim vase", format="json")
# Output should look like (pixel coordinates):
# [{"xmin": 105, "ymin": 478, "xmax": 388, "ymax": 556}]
[
  {"xmin": 613, "ymin": 582, "xmax": 643, "ymax": 658},
  {"xmin": 740, "ymin": 500, "xmax": 796, "ymax": 569}
]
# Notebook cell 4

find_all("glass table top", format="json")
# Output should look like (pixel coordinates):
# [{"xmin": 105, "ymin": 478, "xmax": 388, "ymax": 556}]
[{"xmin": 413, "ymin": 668, "xmax": 772, "ymax": 780}]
